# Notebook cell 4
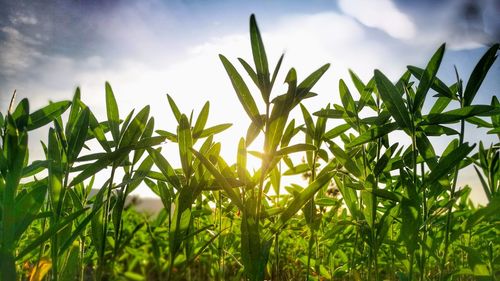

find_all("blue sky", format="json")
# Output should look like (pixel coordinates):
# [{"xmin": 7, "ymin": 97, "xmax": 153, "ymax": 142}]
[{"xmin": 1, "ymin": 0, "xmax": 499, "ymax": 202}]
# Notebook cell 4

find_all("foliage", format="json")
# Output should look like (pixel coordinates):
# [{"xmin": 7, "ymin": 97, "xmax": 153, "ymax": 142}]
[{"xmin": 0, "ymin": 14, "xmax": 499, "ymax": 281}]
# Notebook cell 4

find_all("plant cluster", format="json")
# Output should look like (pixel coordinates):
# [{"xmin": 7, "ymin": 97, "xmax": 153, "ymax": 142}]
[{"xmin": 1, "ymin": 15, "xmax": 499, "ymax": 281}]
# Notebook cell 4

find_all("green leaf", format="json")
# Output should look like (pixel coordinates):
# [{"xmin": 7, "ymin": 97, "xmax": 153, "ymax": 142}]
[
  {"xmin": 157, "ymin": 181, "xmax": 172, "ymax": 211},
  {"xmin": 85, "ymin": 107, "xmax": 112, "ymax": 152},
  {"xmin": 270, "ymin": 53, "xmax": 284, "ymax": 88},
  {"xmin": 408, "ymin": 66, "xmax": 454, "ymax": 100},
  {"xmin": 132, "ymin": 117, "xmax": 155, "ymax": 165},
  {"xmin": 147, "ymin": 148, "xmax": 181, "ymax": 190},
  {"xmin": 413, "ymin": 44, "xmax": 446, "ymax": 111},
  {"xmin": 415, "ymin": 132, "xmax": 438, "ymax": 169},
  {"xmin": 463, "ymin": 43, "xmax": 499, "ymax": 106},
  {"xmin": 237, "ymin": 138, "xmax": 249, "ymax": 183},
  {"xmin": 246, "ymin": 117, "xmax": 264, "ymax": 147},
  {"xmin": 374, "ymin": 70, "xmax": 411, "ymax": 128},
  {"xmin": 191, "ymin": 149, "xmax": 244, "ymax": 210},
  {"xmin": 250, "ymin": 14, "xmax": 270, "ymax": 103},
  {"xmin": 119, "ymin": 106, "xmax": 150, "ymax": 148},
  {"xmin": 14, "ymin": 182, "xmax": 47, "ymax": 237},
  {"xmin": 66, "ymin": 88, "xmax": 81, "ymax": 137},
  {"xmin": 399, "ymin": 199, "xmax": 420, "ymax": 252},
  {"xmin": 156, "ymin": 129, "xmax": 177, "ymax": 142},
  {"xmin": 466, "ymin": 116, "xmax": 493, "ymax": 128},
  {"xmin": 67, "ymin": 108, "xmax": 90, "ymax": 163},
  {"xmin": 170, "ymin": 194, "xmax": 192, "ymax": 257},
  {"xmin": 420, "ymin": 124, "xmax": 458, "ymax": 136},
  {"xmin": 12, "ymin": 98, "xmax": 30, "ymax": 129},
  {"xmin": 367, "ymin": 188, "xmax": 401, "ymax": 202},
  {"xmin": 429, "ymin": 96, "xmax": 452, "ymax": 114},
  {"xmin": 58, "ymin": 202, "xmax": 104, "ymax": 256},
  {"xmin": 280, "ymin": 119, "xmax": 296, "ymax": 147},
  {"xmin": 266, "ymin": 76, "xmax": 295, "ymax": 155},
  {"xmin": 373, "ymin": 143, "xmax": 398, "ymax": 176},
  {"xmin": 473, "ymin": 166, "xmax": 491, "ymax": 201},
  {"xmin": 422, "ymin": 105, "xmax": 498, "ymax": 125},
  {"xmin": 410, "ymin": 43, "xmax": 446, "ymax": 111},
  {"xmin": 167, "ymin": 94, "xmax": 182, "ymax": 122},
  {"xmin": 193, "ymin": 123, "xmax": 232, "ymax": 139},
  {"xmin": 296, "ymin": 64, "xmax": 330, "ymax": 98},
  {"xmin": 323, "ymin": 124, "xmax": 351, "ymax": 140},
  {"xmin": 426, "ymin": 142, "xmax": 475, "ymax": 185},
  {"xmin": 283, "ymin": 163, "xmax": 317, "ymax": 176},
  {"xmin": 300, "ymin": 104, "xmax": 315, "ymax": 139},
  {"xmin": 315, "ymin": 197, "xmax": 339, "ymax": 207},
  {"xmin": 238, "ymin": 58, "xmax": 259, "ymax": 87},
  {"xmin": 27, "ymin": 101, "xmax": 71, "ymax": 131},
  {"xmin": 178, "ymin": 114, "xmax": 193, "ymax": 176},
  {"xmin": 339, "ymin": 79, "xmax": 357, "ymax": 117},
  {"xmin": 193, "ymin": 102, "xmax": 210, "ymax": 137},
  {"xmin": 276, "ymin": 143, "xmax": 316, "ymax": 156},
  {"xmin": 491, "ymin": 96, "xmax": 500, "ymax": 128},
  {"xmin": 313, "ymin": 108, "xmax": 345, "ymax": 119},
  {"xmin": 127, "ymin": 154, "xmax": 155, "ymax": 195},
  {"xmin": 459, "ymin": 246, "xmax": 491, "ymax": 276},
  {"xmin": 348, "ymin": 122, "xmax": 398, "ymax": 148},
  {"xmin": 241, "ymin": 213, "xmax": 271, "ymax": 281},
  {"xmin": 105, "ymin": 82, "xmax": 120, "ymax": 142},
  {"xmin": 466, "ymin": 197, "xmax": 500, "ymax": 228},
  {"xmin": 16, "ymin": 207, "xmax": 90, "ymax": 260},
  {"xmin": 69, "ymin": 136, "xmax": 165, "ymax": 186},
  {"xmin": 219, "ymin": 54, "xmax": 261, "ymax": 125},
  {"xmin": 274, "ymin": 171, "xmax": 334, "ymax": 231},
  {"xmin": 22, "ymin": 160, "xmax": 48, "ymax": 178},
  {"xmin": 328, "ymin": 142, "xmax": 362, "ymax": 178},
  {"xmin": 48, "ymin": 128, "xmax": 63, "ymax": 215}
]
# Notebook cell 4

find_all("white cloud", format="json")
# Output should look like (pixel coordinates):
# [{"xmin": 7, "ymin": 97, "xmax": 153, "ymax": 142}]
[
  {"xmin": 338, "ymin": 0, "xmax": 417, "ymax": 40},
  {"xmin": 10, "ymin": 12, "xmax": 38, "ymax": 25},
  {"xmin": 1, "ymin": 7, "xmax": 495, "ymax": 203},
  {"xmin": 0, "ymin": 27, "xmax": 42, "ymax": 76}
]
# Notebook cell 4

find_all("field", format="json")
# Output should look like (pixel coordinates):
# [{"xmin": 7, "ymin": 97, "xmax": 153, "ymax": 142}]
[{"xmin": 1, "ymin": 15, "xmax": 499, "ymax": 281}]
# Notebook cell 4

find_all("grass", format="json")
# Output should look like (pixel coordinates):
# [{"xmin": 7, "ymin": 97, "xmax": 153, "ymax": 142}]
[{"xmin": 0, "ymin": 14, "xmax": 499, "ymax": 281}]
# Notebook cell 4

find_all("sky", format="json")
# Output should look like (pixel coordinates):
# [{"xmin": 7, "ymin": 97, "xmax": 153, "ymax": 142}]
[{"xmin": 1, "ymin": 0, "xmax": 499, "ymax": 204}]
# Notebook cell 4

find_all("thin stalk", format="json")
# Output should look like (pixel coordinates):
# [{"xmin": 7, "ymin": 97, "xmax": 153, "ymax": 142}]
[
  {"xmin": 33, "ymin": 202, "xmax": 49, "ymax": 281},
  {"xmin": 440, "ymin": 117, "xmax": 465, "ymax": 280},
  {"xmin": 372, "ymin": 93, "xmax": 382, "ymax": 281},
  {"xmin": 256, "ymin": 101, "xmax": 270, "ymax": 223},
  {"xmin": 274, "ymin": 233, "xmax": 280, "ymax": 281},
  {"xmin": 391, "ymin": 222, "xmax": 395, "ymax": 281},
  {"xmin": 420, "ymin": 162, "xmax": 427, "ymax": 281},
  {"xmin": 51, "ymin": 163, "xmax": 71, "ymax": 281},
  {"xmin": 488, "ymin": 243, "xmax": 494, "ymax": 281},
  {"xmin": 361, "ymin": 143, "xmax": 372, "ymax": 280},
  {"xmin": 306, "ymin": 151, "xmax": 318, "ymax": 281},
  {"xmin": 371, "ymin": 134, "xmax": 383, "ymax": 281},
  {"xmin": 218, "ymin": 191, "xmax": 223, "ymax": 281},
  {"xmin": 409, "ymin": 252, "xmax": 415, "ymax": 281},
  {"xmin": 79, "ymin": 234, "xmax": 85, "ymax": 281},
  {"xmin": 274, "ymin": 162, "xmax": 281, "ymax": 281},
  {"xmin": 98, "ymin": 165, "xmax": 117, "ymax": 279}
]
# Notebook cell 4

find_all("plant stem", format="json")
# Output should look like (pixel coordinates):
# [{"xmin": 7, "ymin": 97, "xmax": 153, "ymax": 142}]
[
  {"xmin": 420, "ymin": 163, "xmax": 427, "ymax": 281},
  {"xmin": 440, "ymin": 117, "xmax": 465, "ymax": 280},
  {"xmin": 98, "ymin": 165, "xmax": 117, "ymax": 279},
  {"xmin": 306, "ymin": 151, "xmax": 318, "ymax": 281}
]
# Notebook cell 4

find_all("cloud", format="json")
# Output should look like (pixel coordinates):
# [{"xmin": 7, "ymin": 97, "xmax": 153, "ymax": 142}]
[
  {"xmin": 0, "ymin": 26, "xmax": 42, "ymax": 77},
  {"xmin": 0, "ymin": 2, "xmax": 497, "ymax": 203},
  {"xmin": 9, "ymin": 12, "xmax": 38, "ymax": 25},
  {"xmin": 338, "ymin": 0, "xmax": 417, "ymax": 40}
]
